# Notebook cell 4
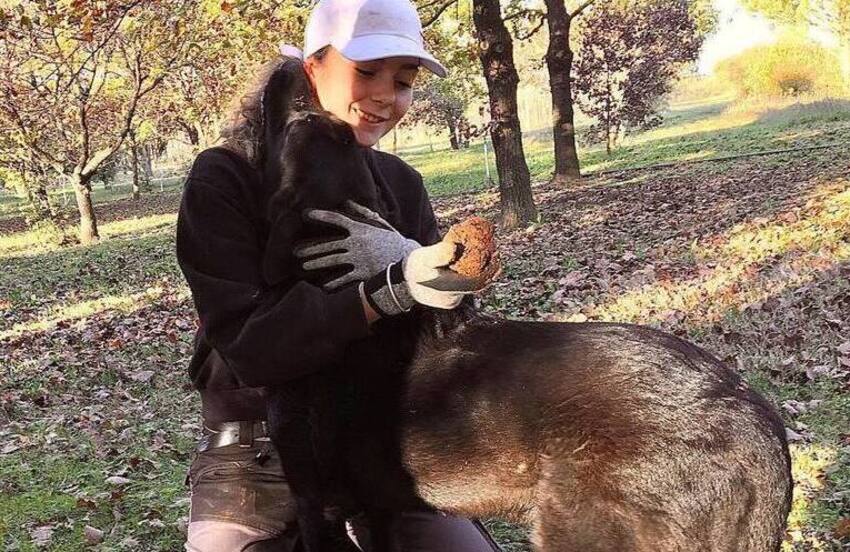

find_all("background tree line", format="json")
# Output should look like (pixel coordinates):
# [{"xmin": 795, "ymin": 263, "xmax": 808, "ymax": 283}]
[{"xmin": 3, "ymin": 0, "xmax": 845, "ymax": 242}]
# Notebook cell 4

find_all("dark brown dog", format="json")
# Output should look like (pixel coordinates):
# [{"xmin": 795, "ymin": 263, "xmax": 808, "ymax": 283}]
[{"xmin": 260, "ymin": 59, "xmax": 793, "ymax": 552}]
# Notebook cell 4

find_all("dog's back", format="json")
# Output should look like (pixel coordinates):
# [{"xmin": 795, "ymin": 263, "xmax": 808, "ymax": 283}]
[{"xmin": 357, "ymin": 319, "xmax": 792, "ymax": 551}]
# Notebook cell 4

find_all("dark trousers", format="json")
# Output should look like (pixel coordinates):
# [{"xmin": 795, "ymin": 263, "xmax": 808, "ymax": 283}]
[{"xmin": 186, "ymin": 441, "xmax": 502, "ymax": 551}]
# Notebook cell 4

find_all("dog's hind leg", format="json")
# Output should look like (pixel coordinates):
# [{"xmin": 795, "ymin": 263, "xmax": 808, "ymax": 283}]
[
  {"xmin": 532, "ymin": 490, "xmax": 641, "ymax": 552},
  {"xmin": 531, "ymin": 456, "xmax": 697, "ymax": 552}
]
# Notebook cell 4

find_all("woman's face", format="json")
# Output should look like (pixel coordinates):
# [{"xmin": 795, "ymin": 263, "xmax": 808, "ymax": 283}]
[{"xmin": 304, "ymin": 47, "xmax": 419, "ymax": 147}]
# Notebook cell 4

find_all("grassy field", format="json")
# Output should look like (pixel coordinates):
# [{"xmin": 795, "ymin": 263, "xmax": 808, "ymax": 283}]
[
  {"xmin": 1, "ymin": 94, "xmax": 849, "ymax": 550},
  {"xmin": 0, "ymin": 176, "xmax": 186, "ymax": 225}
]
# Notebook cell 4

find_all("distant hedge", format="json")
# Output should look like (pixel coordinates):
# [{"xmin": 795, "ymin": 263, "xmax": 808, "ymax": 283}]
[{"xmin": 716, "ymin": 37, "xmax": 844, "ymax": 98}]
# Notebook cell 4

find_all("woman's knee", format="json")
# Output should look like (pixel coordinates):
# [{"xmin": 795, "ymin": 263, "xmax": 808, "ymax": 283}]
[{"xmin": 185, "ymin": 520, "xmax": 281, "ymax": 552}]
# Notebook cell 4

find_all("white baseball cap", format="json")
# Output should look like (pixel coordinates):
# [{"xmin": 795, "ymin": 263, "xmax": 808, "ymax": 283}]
[{"xmin": 303, "ymin": 0, "xmax": 447, "ymax": 78}]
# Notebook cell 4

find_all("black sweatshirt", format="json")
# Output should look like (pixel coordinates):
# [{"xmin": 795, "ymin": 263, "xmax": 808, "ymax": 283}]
[{"xmin": 176, "ymin": 146, "xmax": 440, "ymax": 423}]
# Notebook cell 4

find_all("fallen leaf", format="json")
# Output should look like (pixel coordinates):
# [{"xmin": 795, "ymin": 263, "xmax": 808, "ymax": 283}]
[
  {"xmin": 130, "ymin": 370, "xmax": 154, "ymax": 383},
  {"xmin": 834, "ymin": 518, "xmax": 850, "ymax": 540},
  {"xmin": 76, "ymin": 497, "xmax": 97, "ymax": 510},
  {"xmin": 805, "ymin": 365, "xmax": 830, "ymax": 381},
  {"xmin": 30, "ymin": 525, "xmax": 54, "ymax": 547},
  {"xmin": 83, "ymin": 525, "xmax": 104, "ymax": 544},
  {"xmin": 105, "ymin": 476, "xmax": 131, "ymax": 486}
]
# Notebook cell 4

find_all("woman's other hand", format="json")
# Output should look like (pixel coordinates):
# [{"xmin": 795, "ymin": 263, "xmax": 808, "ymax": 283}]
[{"xmin": 295, "ymin": 201, "xmax": 419, "ymax": 290}]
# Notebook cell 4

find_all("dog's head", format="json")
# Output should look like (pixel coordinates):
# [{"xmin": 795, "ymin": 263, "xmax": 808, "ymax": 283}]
[{"xmin": 260, "ymin": 59, "xmax": 384, "ymax": 287}]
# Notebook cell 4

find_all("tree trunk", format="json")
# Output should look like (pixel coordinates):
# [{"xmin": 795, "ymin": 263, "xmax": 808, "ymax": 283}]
[
  {"xmin": 605, "ymin": 74, "xmax": 613, "ymax": 155},
  {"xmin": 472, "ymin": 0, "xmax": 537, "ymax": 228},
  {"xmin": 447, "ymin": 118, "xmax": 460, "ymax": 150},
  {"xmin": 142, "ymin": 143, "xmax": 154, "ymax": 188},
  {"xmin": 544, "ymin": 0, "xmax": 582, "ymax": 186},
  {"xmin": 72, "ymin": 172, "xmax": 99, "ymax": 244},
  {"xmin": 130, "ymin": 129, "xmax": 141, "ymax": 199},
  {"xmin": 131, "ymin": 147, "xmax": 141, "ymax": 200}
]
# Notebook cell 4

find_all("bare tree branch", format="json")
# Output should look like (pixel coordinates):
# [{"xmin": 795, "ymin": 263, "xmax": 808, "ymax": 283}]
[
  {"xmin": 515, "ymin": 16, "xmax": 547, "ymax": 40},
  {"xmin": 421, "ymin": 0, "xmax": 457, "ymax": 27},
  {"xmin": 569, "ymin": 0, "xmax": 596, "ymax": 19}
]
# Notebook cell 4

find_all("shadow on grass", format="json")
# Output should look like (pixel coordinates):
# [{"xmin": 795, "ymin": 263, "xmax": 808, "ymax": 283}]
[
  {"xmin": 0, "ymin": 190, "xmax": 182, "ymax": 236},
  {"xmin": 0, "ymin": 230, "xmax": 182, "ymax": 334}
]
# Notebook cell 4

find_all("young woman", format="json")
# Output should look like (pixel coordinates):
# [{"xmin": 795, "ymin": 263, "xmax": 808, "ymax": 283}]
[{"xmin": 176, "ymin": 0, "xmax": 501, "ymax": 549}]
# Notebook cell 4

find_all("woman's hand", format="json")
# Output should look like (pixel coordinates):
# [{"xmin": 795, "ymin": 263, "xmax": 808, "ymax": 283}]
[
  {"xmin": 402, "ymin": 241, "xmax": 485, "ymax": 307},
  {"xmin": 295, "ymin": 201, "xmax": 420, "ymax": 290},
  {"xmin": 358, "ymin": 241, "xmax": 486, "ymax": 318}
]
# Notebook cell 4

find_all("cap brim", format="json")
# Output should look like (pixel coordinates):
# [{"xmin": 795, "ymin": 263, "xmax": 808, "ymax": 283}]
[{"xmin": 336, "ymin": 34, "xmax": 448, "ymax": 78}]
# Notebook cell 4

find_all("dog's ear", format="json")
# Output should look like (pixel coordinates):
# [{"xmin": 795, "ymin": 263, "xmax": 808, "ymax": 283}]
[
  {"xmin": 261, "ymin": 60, "xmax": 315, "ymax": 146},
  {"xmin": 261, "ymin": 62, "xmax": 295, "ymax": 152},
  {"xmin": 260, "ymin": 60, "xmax": 316, "ymax": 181},
  {"xmin": 260, "ymin": 60, "xmax": 317, "ymax": 287}
]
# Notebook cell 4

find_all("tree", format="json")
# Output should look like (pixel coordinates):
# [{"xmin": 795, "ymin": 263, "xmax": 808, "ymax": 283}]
[
  {"xmin": 0, "ymin": 1, "xmax": 203, "ymax": 244},
  {"xmin": 500, "ymin": 0, "xmax": 590, "ymax": 186},
  {"xmin": 506, "ymin": 0, "xmax": 714, "ymax": 183},
  {"xmin": 472, "ymin": 0, "xmax": 538, "ymax": 228},
  {"xmin": 407, "ymin": 3, "xmax": 486, "ymax": 150},
  {"xmin": 740, "ymin": 0, "xmax": 805, "ymax": 22},
  {"xmin": 153, "ymin": 0, "xmax": 312, "ymax": 151},
  {"xmin": 742, "ymin": 0, "xmax": 850, "ymax": 83},
  {"xmin": 573, "ymin": 0, "xmax": 704, "ymax": 154},
  {"xmin": 404, "ymin": 82, "xmax": 473, "ymax": 149},
  {"xmin": 542, "ymin": 0, "xmax": 595, "ymax": 185},
  {"xmin": 742, "ymin": 0, "xmax": 850, "ymax": 34}
]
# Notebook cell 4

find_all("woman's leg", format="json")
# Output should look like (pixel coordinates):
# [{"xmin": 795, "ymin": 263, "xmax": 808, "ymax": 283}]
[{"xmin": 185, "ymin": 439, "xmax": 300, "ymax": 551}]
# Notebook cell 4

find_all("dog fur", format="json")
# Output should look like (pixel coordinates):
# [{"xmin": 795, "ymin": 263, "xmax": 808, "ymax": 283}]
[{"xmin": 259, "ymin": 59, "xmax": 793, "ymax": 552}]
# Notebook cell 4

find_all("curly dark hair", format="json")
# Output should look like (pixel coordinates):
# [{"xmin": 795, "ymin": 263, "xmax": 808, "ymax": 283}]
[{"xmin": 219, "ymin": 47, "xmax": 329, "ymax": 167}]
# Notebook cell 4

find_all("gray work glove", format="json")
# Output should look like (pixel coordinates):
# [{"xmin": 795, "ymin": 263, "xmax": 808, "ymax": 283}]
[
  {"xmin": 360, "ymin": 241, "xmax": 486, "ymax": 318},
  {"xmin": 295, "ymin": 200, "xmax": 419, "ymax": 290}
]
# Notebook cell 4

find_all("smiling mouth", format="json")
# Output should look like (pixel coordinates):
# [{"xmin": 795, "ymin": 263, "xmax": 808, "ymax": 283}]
[{"xmin": 353, "ymin": 108, "xmax": 388, "ymax": 124}]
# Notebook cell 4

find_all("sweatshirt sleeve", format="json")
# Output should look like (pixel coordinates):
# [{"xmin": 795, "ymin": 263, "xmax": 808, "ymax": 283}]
[
  {"xmin": 175, "ymin": 155, "xmax": 369, "ymax": 388},
  {"xmin": 416, "ymin": 172, "xmax": 441, "ymax": 247}
]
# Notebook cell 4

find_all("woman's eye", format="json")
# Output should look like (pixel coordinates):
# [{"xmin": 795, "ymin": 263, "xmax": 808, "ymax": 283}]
[
  {"xmin": 396, "ymin": 81, "xmax": 413, "ymax": 89},
  {"xmin": 355, "ymin": 68, "xmax": 376, "ymax": 77}
]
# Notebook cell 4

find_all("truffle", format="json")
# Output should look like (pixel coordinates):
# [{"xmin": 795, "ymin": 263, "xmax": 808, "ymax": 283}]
[{"xmin": 444, "ymin": 216, "xmax": 501, "ymax": 286}]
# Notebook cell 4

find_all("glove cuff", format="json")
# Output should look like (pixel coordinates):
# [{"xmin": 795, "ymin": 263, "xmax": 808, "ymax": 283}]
[{"xmin": 363, "ymin": 261, "xmax": 415, "ymax": 317}]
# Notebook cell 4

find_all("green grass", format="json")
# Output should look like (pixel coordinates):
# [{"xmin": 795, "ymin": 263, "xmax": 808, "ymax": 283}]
[{"xmin": 399, "ymin": 94, "xmax": 850, "ymax": 198}]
